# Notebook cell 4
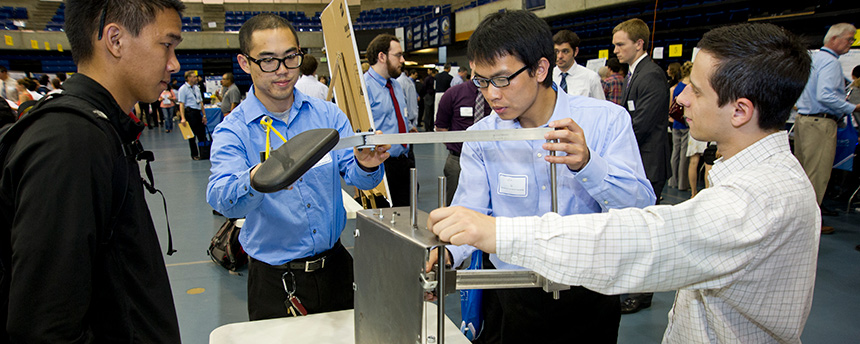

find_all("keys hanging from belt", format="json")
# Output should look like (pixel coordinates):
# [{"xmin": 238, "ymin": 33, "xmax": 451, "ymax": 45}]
[{"xmin": 282, "ymin": 270, "xmax": 308, "ymax": 316}]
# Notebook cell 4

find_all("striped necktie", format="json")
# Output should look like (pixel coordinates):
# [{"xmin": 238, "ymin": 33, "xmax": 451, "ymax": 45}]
[
  {"xmin": 559, "ymin": 72, "xmax": 568, "ymax": 93},
  {"xmin": 474, "ymin": 91, "xmax": 485, "ymax": 124}
]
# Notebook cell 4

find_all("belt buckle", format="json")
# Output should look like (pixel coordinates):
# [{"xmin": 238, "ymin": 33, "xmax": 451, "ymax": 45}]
[{"xmin": 305, "ymin": 257, "xmax": 325, "ymax": 272}]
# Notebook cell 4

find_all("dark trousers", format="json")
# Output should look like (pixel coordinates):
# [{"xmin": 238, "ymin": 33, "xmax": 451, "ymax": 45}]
[
  {"xmin": 247, "ymin": 241, "xmax": 354, "ymax": 321},
  {"xmin": 423, "ymin": 98, "xmax": 435, "ymax": 129},
  {"xmin": 383, "ymin": 151, "xmax": 416, "ymax": 207},
  {"xmin": 476, "ymin": 256, "xmax": 620, "ymax": 344},
  {"xmin": 184, "ymin": 108, "xmax": 208, "ymax": 158},
  {"xmin": 442, "ymin": 152, "xmax": 460, "ymax": 206}
]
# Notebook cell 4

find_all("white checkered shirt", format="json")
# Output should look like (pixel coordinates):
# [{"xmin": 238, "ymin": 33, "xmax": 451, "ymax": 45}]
[{"xmin": 497, "ymin": 131, "xmax": 820, "ymax": 343}]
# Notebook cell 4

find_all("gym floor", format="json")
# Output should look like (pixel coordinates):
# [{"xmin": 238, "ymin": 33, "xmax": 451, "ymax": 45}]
[{"xmin": 139, "ymin": 126, "xmax": 859, "ymax": 343}]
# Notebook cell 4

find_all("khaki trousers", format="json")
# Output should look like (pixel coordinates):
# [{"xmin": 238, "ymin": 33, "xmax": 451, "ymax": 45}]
[{"xmin": 794, "ymin": 115, "xmax": 837, "ymax": 205}]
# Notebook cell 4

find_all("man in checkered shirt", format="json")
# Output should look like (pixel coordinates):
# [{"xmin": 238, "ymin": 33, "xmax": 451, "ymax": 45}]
[{"xmin": 428, "ymin": 23, "xmax": 819, "ymax": 343}]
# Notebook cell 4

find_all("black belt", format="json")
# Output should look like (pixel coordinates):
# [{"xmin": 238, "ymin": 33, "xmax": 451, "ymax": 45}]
[
  {"xmin": 799, "ymin": 113, "xmax": 840, "ymax": 121},
  {"xmin": 276, "ymin": 240, "xmax": 342, "ymax": 272}
]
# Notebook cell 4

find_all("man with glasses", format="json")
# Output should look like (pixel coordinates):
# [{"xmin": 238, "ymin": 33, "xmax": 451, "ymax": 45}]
[
  {"xmin": 364, "ymin": 33, "xmax": 418, "ymax": 207},
  {"xmin": 428, "ymin": 10, "xmax": 653, "ymax": 343},
  {"xmin": 206, "ymin": 13, "xmax": 389, "ymax": 320},
  {"xmin": 794, "ymin": 23, "xmax": 860, "ymax": 234}
]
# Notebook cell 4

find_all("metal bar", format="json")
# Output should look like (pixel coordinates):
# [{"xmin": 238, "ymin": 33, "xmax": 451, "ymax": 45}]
[
  {"xmin": 410, "ymin": 168, "xmax": 418, "ymax": 229},
  {"xmin": 455, "ymin": 270, "xmax": 542, "ymax": 290},
  {"xmin": 549, "ymin": 139, "xmax": 558, "ymax": 213},
  {"xmin": 330, "ymin": 128, "xmax": 552, "ymax": 151},
  {"xmin": 438, "ymin": 176, "xmax": 447, "ymax": 208},
  {"xmin": 548, "ymin": 138, "xmax": 560, "ymax": 299},
  {"xmin": 437, "ymin": 243, "xmax": 445, "ymax": 344}
]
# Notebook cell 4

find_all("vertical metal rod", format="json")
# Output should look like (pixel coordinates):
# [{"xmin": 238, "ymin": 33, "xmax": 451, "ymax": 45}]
[
  {"xmin": 437, "ymin": 243, "xmax": 446, "ymax": 344},
  {"xmin": 549, "ymin": 139, "xmax": 559, "ymax": 213},
  {"xmin": 410, "ymin": 168, "xmax": 418, "ymax": 229},
  {"xmin": 549, "ymin": 139, "xmax": 560, "ymax": 300},
  {"xmin": 438, "ymin": 176, "xmax": 447, "ymax": 208}
]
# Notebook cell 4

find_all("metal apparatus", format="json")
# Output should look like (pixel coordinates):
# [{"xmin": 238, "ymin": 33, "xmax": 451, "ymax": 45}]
[
  {"xmin": 353, "ymin": 164, "xmax": 568, "ymax": 344},
  {"xmin": 247, "ymin": 125, "xmax": 570, "ymax": 344}
]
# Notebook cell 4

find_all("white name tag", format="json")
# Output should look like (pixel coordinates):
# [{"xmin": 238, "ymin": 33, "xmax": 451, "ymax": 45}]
[
  {"xmin": 498, "ymin": 173, "xmax": 528, "ymax": 197},
  {"xmin": 311, "ymin": 152, "xmax": 333, "ymax": 169},
  {"xmin": 459, "ymin": 107, "xmax": 473, "ymax": 117},
  {"xmin": 627, "ymin": 100, "xmax": 636, "ymax": 111}
]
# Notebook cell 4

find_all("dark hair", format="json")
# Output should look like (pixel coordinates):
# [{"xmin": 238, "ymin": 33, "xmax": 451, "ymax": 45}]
[
  {"xmin": 55, "ymin": 72, "xmax": 66, "ymax": 81},
  {"xmin": 222, "ymin": 73, "xmax": 234, "ymax": 83},
  {"xmin": 51, "ymin": 78, "xmax": 62, "ymax": 90},
  {"xmin": 553, "ymin": 30, "xmax": 581, "ymax": 49},
  {"xmin": 667, "ymin": 62, "xmax": 681, "ymax": 80},
  {"xmin": 239, "ymin": 13, "xmax": 298, "ymax": 56},
  {"xmin": 853, "ymin": 65, "xmax": 860, "ymax": 79},
  {"xmin": 606, "ymin": 57, "xmax": 622, "ymax": 73},
  {"xmin": 366, "ymin": 34, "xmax": 399, "ymax": 66},
  {"xmin": 443, "ymin": 63, "xmax": 451, "ymax": 70},
  {"xmin": 65, "ymin": 0, "xmax": 185, "ymax": 64},
  {"xmin": 18, "ymin": 78, "xmax": 37, "ymax": 91},
  {"xmin": 0, "ymin": 66, "xmax": 7, "ymax": 73},
  {"xmin": 39, "ymin": 74, "xmax": 49, "ymax": 86},
  {"xmin": 697, "ymin": 23, "xmax": 811, "ymax": 131},
  {"xmin": 300, "ymin": 54, "xmax": 318, "ymax": 76},
  {"xmin": 468, "ymin": 10, "xmax": 555, "ymax": 88}
]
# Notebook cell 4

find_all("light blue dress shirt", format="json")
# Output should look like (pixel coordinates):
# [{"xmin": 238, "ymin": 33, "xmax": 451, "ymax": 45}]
[
  {"xmin": 365, "ymin": 68, "xmax": 414, "ymax": 157},
  {"xmin": 177, "ymin": 83, "xmax": 201, "ymax": 110},
  {"xmin": 796, "ymin": 47, "xmax": 855, "ymax": 116},
  {"xmin": 447, "ymin": 90, "xmax": 656, "ymax": 270},
  {"xmin": 206, "ymin": 86, "xmax": 384, "ymax": 265},
  {"xmin": 397, "ymin": 72, "xmax": 420, "ymax": 127}
]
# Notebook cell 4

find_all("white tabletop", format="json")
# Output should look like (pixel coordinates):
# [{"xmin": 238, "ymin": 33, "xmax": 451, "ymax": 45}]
[{"xmin": 210, "ymin": 302, "xmax": 470, "ymax": 344}]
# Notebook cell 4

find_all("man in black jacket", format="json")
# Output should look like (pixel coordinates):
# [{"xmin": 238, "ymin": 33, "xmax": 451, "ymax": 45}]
[
  {"xmin": 435, "ymin": 62, "xmax": 454, "ymax": 93},
  {"xmin": 612, "ymin": 17, "xmax": 670, "ymax": 315},
  {"xmin": 0, "ymin": 0, "xmax": 184, "ymax": 341}
]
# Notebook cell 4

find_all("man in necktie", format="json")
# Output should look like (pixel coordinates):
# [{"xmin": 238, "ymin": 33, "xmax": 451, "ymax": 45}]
[
  {"xmin": 552, "ymin": 30, "xmax": 605, "ymax": 99},
  {"xmin": 613, "ymin": 17, "xmax": 670, "ymax": 314},
  {"xmin": 434, "ymin": 69, "xmax": 491, "ymax": 205},
  {"xmin": 364, "ymin": 34, "xmax": 418, "ymax": 206}
]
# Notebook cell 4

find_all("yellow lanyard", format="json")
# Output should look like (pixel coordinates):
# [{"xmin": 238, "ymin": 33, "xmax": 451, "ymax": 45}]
[{"xmin": 260, "ymin": 116, "xmax": 287, "ymax": 161}]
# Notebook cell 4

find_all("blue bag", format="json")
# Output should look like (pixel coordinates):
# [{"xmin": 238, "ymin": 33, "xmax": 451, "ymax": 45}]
[
  {"xmin": 834, "ymin": 113, "xmax": 857, "ymax": 171},
  {"xmin": 459, "ymin": 250, "xmax": 483, "ymax": 341}
]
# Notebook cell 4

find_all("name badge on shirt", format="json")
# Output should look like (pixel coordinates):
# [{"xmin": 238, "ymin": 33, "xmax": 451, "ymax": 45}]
[
  {"xmin": 498, "ymin": 173, "xmax": 528, "ymax": 197},
  {"xmin": 460, "ymin": 107, "xmax": 474, "ymax": 117},
  {"xmin": 311, "ymin": 152, "xmax": 333, "ymax": 169},
  {"xmin": 627, "ymin": 100, "xmax": 636, "ymax": 111}
]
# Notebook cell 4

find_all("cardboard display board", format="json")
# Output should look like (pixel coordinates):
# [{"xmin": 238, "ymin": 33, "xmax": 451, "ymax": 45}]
[{"xmin": 321, "ymin": 0, "xmax": 390, "ymax": 205}]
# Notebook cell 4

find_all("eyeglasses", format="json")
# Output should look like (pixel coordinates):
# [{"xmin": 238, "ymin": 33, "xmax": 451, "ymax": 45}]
[
  {"xmin": 244, "ymin": 52, "xmax": 304, "ymax": 73},
  {"xmin": 472, "ymin": 65, "xmax": 530, "ymax": 88},
  {"xmin": 97, "ymin": 0, "xmax": 109, "ymax": 40}
]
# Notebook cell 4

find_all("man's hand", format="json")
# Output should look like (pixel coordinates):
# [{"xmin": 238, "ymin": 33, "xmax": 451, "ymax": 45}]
[
  {"xmin": 424, "ymin": 247, "xmax": 454, "ymax": 273},
  {"xmin": 409, "ymin": 127, "xmax": 419, "ymax": 133},
  {"xmin": 542, "ymin": 118, "xmax": 590, "ymax": 171},
  {"xmin": 355, "ymin": 130, "xmax": 391, "ymax": 169},
  {"xmin": 427, "ymin": 206, "xmax": 496, "ymax": 253}
]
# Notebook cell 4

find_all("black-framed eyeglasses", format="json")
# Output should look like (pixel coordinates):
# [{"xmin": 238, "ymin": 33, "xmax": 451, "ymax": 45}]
[
  {"xmin": 97, "ymin": 0, "xmax": 109, "ymax": 40},
  {"xmin": 244, "ymin": 52, "xmax": 304, "ymax": 72},
  {"xmin": 472, "ymin": 65, "xmax": 530, "ymax": 88}
]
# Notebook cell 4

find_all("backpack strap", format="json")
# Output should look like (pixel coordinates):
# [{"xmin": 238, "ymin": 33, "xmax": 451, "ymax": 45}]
[{"xmin": 2, "ymin": 93, "xmax": 176, "ymax": 255}]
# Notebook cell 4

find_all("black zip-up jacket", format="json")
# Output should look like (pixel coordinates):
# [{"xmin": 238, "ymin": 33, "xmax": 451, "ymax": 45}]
[{"xmin": 0, "ymin": 74, "xmax": 181, "ymax": 343}]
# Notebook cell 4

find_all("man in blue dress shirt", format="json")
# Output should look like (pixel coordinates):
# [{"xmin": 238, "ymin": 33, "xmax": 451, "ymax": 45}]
[
  {"xmin": 430, "ymin": 10, "xmax": 654, "ymax": 344},
  {"xmin": 206, "ymin": 14, "xmax": 389, "ymax": 321},
  {"xmin": 794, "ymin": 23, "xmax": 860, "ymax": 234},
  {"xmin": 364, "ymin": 33, "xmax": 418, "ymax": 206}
]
